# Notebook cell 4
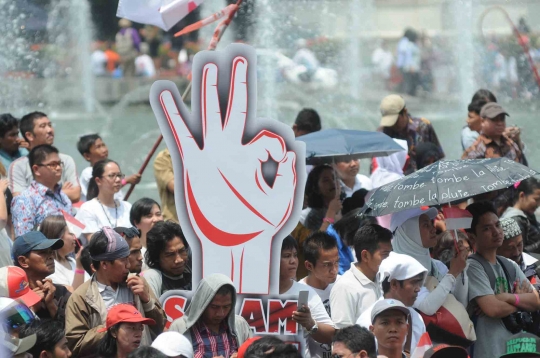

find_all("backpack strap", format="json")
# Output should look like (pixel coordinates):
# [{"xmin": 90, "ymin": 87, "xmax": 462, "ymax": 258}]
[
  {"xmin": 497, "ymin": 256, "xmax": 517, "ymax": 292},
  {"xmin": 468, "ymin": 253, "xmax": 497, "ymax": 290}
]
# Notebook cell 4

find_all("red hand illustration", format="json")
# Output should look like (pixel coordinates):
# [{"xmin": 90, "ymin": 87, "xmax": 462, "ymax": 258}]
[{"xmin": 151, "ymin": 47, "xmax": 299, "ymax": 294}]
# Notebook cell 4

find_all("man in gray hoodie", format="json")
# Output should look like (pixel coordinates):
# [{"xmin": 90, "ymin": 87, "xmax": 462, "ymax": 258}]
[{"xmin": 169, "ymin": 274, "xmax": 252, "ymax": 357}]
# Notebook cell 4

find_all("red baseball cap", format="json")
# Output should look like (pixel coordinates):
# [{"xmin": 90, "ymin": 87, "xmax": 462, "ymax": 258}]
[
  {"xmin": 98, "ymin": 304, "xmax": 156, "ymax": 332},
  {"xmin": 0, "ymin": 266, "xmax": 41, "ymax": 308}
]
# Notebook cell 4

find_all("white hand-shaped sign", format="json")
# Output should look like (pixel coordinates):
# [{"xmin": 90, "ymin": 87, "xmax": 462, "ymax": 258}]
[{"xmin": 150, "ymin": 44, "xmax": 305, "ymax": 294}]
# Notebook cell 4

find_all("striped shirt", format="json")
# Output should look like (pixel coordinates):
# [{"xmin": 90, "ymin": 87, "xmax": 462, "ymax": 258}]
[{"xmin": 190, "ymin": 320, "xmax": 238, "ymax": 358}]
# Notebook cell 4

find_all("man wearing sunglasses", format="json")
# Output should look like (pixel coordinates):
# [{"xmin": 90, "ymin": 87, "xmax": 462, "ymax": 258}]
[
  {"xmin": 9, "ymin": 111, "xmax": 80, "ymax": 202},
  {"xmin": 331, "ymin": 325, "xmax": 377, "ymax": 358},
  {"xmin": 12, "ymin": 145, "xmax": 73, "ymax": 236}
]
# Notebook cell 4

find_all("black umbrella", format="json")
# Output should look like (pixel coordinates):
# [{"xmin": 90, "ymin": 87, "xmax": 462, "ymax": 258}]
[
  {"xmin": 365, "ymin": 158, "xmax": 538, "ymax": 216},
  {"xmin": 297, "ymin": 129, "xmax": 405, "ymax": 165}
]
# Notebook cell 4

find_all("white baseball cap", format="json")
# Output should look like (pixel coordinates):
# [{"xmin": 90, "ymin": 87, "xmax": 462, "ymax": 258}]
[
  {"xmin": 377, "ymin": 252, "xmax": 428, "ymax": 285},
  {"xmin": 151, "ymin": 331, "xmax": 194, "ymax": 358},
  {"xmin": 371, "ymin": 299, "xmax": 410, "ymax": 324}
]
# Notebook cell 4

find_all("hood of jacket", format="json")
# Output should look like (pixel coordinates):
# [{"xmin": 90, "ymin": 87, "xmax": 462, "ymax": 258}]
[
  {"xmin": 502, "ymin": 206, "xmax": 528, "ymax": 219},
  {"xmin": 183, "ymin": 274, "xmax": 238, "ymax": 333}
]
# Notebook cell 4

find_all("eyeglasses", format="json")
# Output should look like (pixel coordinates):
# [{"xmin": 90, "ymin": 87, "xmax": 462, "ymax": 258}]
[
  {"xmin": 103, "ymin": 173, "xmax": 125, "ymax": 180},
  {"xmin": 37, "ymin": 161, "xmax": 64, "ymax": 170}
]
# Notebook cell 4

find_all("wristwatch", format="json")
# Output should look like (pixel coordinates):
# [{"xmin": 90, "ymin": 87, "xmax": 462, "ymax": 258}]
[{"xmin": 307, "ymin": 321, "xmax": 319, "ymax": 335}]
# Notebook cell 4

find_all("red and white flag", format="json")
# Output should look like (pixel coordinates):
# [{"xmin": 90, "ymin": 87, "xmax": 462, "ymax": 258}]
[
  {"xmin": 117, "ymin": 0, "xmax": 204, "ymax": 31},
  {"xmin": 61, "ymin": 210, "xmax": 85, "ymax": 238},
  {"xmin": 411, "ymin": 332, "xmax": 433, "ymax": 358},
  {"xmin": 443, "ymin": 207, "xmax": 473, "ymax": 231}
]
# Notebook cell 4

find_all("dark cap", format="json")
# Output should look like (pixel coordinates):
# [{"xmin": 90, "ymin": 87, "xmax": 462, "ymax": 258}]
[
  {"xmin": 424, "ymin": 344, "xmax": 468, "ymax": 358},
  {"xmin": 500, "ymin": 332, "xmax": 540, "ymax": 357},
  {"xmin": 480, "ymin": 102, "xmax": 509, "ymax": 119},
  {"xmin": 12, "ymin": 231, "xmax": 63, "ymax": 259}
]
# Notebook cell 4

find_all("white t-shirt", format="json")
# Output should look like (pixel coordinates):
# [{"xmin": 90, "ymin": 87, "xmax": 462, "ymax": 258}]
[
  {"xmin": 135, "ymin": 54, "xmax": 156, "ymax": 77},
  {"xmin": 47, "ymin": 257, "xmax": 90, "ymax": 287},
  {"xmin": 79, "ymin": 167, "xmax": 125, "ymax": 202},
  {"xmin": 283, "ymin": 281, "xmax": 334, "ymax": 358},
  {"xmin": 330, "ymin": 263, "xmax": 382, "ymax": 328},
  {"xmin": 75, "ymin": 198, "xmax": 132, "ymax": 233},
  {"xmin": 298, "ymin": 278, "xmax": 336, "ymax": 358},
  {"xmin": 340, "ymin": 174, "xmax": 373, "ymax": 198},
  {"xmin": 91, "ymin": 50, "xmax": 107, "ymax": 76},
  {"xmin": 356, "ymin": 297, "xmax": 426, "ymax": 352}
]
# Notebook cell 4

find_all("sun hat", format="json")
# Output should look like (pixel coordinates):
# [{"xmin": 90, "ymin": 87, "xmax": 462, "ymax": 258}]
[
  {"xmin": 151, "ymin": 331, "xmax": 194, "ymax": 357},
  {"xmin": 380, "ymin": 95, "xmax": 406, "ymax": 127},
  {"xmin": 98, "ymin": 304, "xmax": 156, "ymax": 332}
]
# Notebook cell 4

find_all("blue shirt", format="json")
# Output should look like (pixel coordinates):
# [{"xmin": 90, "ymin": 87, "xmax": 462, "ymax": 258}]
[
  {"xmin": 12, "ymin": 181, "xmax": 72, "ymax": 236},
  {"xmin": 327, "ymin": 224, "xmax": 355, "ymax": 275},
  {"xmin": 0, "ymin": 148, "xmax": 28, "ymax": 171}
]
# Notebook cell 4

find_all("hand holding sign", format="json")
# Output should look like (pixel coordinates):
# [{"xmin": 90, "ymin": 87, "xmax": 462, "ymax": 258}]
[{"xmin": 151, "ymin": 44, "xmax": 304, "ymax": 294}]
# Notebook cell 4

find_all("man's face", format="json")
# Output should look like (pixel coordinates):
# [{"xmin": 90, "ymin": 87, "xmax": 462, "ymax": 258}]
[
  {"xmin": 391, "ymin": 274, "xmax": 424, "ymax": 307},
  {"xmin": 28, "ymin": 117, "xmax": 54, "ymax": 146},
  {"xmin": 20, "ymin": 248, "xmax": 55, "ymax": 277},
  {"xmin": 49, "ymin": 336, "xmax": 72, "ymax": 358},
  {"xmin": 365, "ymin": 242, "xmax": 392, "ymax": 274},
  {"xmin": 473, "ymin": 212, "xmax": 504, "ymax": 250},
  {"xmin": 128, "ymin": 236, "xmax": 143, "ymax": 274},
  {"xmin": 497, "ymin": 235, "xmax": 524, "ymax": 265},
  {"xmin": 202, "ymin": 293, "xmax": 233, "ymax": 328},
  {"xmin": 33, "ymin": 152, "xmax": 63, "ymax": 187},
  {"xmin": 0, "ymin": 126, "xmax": 21, "ymax": 152},
  {"xmin": 159, "ymin": 237, "xmax": 188, "ymax": 277},
  {"xmin": 85, "ymin": 138, "xmax": 109, "ymax": 164},
  {"xmin": 307, "ymin": 247, "xmax": 339, "ymax": 285},
  {"xmin": 334, "ymin": 159, "xmax": 360, "ymax": 180},
  {"xmin": 394, "ymin": 109, "xmax": 409, "ymax": 131},
  {"xmin": 467, "ymin": 111, "xmax": 482, "ymax": 132},
  {"xmin": 482, "ymin": 115, "xmax": 506, "ymax": 138},
  {"xmin": 370, "ymin": 310, "xmax": 408, "ymax": 351},
  {"xmin": 103, "ymin": 256, "xmax": 130, "ymax": 283}
]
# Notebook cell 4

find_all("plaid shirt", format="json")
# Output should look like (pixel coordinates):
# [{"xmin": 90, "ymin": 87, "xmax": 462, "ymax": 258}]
[
  {"xmin": 461, "ymin": 133, "xmax": 522, "ymax": 163},
  {"xmin": 12, "ymin": 181, "xmax": 72, "ymax": 236},
  {"xmin": 191, "ymin": 320, "xmax": 238, "ymax": 358}
]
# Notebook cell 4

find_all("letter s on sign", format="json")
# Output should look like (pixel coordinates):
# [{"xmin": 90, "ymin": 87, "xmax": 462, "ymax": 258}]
[{"xmin": 163, "ymin": 296, "xmax": 187, "ymax": 329}]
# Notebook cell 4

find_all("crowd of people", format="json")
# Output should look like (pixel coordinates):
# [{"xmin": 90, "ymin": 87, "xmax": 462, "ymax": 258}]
[{"xmin": 0, "ymin": 86, "xmax": 540, "ymax": 358}]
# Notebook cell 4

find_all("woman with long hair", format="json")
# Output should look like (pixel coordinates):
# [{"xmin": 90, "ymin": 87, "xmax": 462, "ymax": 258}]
[
  {"xmin": 501, "ymin": 177, "xmax": 540, "ymax": 253},
  {"xmin": 40, "ymin": 215, "xmax": 89, "ymax": 291},
  {"xmin": 130, "ymin": 198, "xmax": 163, "ymax": 270},
  {"xmin": 300, "ymin": 164, "xmax": 342, "ymax": 232},
  {"xmin": 98, "ymin": 304, "xmax": 156, "ymax": 358},
  {"xmin": 76, "ymin": 159, "xmax": 133, "ymax": 240}
]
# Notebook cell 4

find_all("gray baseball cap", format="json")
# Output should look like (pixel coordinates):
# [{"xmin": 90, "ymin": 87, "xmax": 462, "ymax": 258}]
[
  {"xmin": 480, "ymin": 102, "xmax": 509, "ymax": 119},
  {"xmin": 371, "ymin": 299, "xmax": 410, "ymax": 324}
]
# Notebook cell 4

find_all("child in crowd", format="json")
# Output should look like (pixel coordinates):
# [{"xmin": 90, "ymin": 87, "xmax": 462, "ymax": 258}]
[{"xmin": 77, "ymin": 134, "xmax": 141, "ymax": 201}]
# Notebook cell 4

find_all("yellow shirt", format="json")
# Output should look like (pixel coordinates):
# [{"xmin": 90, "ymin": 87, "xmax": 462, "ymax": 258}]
[{"xmin": 153, "ymin": 149, "xmax": 178, "ymax": 223}]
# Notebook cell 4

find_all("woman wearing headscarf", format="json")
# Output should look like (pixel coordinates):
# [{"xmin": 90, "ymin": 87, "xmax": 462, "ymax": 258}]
[{"xmin": 391, "ymin": 207, "xmax": 469, "ymax": 313}]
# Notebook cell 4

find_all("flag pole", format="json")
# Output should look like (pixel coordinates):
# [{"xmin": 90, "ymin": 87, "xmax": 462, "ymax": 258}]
[{"xmin": 124, "ymin": 0, "xmax": 243, "ymax": 201}]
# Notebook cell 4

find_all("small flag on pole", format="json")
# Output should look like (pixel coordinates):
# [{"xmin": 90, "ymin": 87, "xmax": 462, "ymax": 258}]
[
  {"xmin": 116, "ymin": 0, "xmax": 205, "ymax": 31},
  {"xmin": 411, "ymin": 332, "xmax": 433, "ymax": 358},
  {"xmin": 61, "ymin": 210, "xmax": 85, "ymax": 238},
  {"xmin": 442, "ymin": 207, "xmax": 473, "ymax": 231}
]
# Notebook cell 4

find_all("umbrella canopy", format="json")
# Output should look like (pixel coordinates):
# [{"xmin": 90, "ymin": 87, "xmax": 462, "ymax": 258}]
[
  {"xmin": 365, "ymin": 158, "xmax": 538, "ymax": 216},
  {"xmin": 297, "ymin": 129, "xmax": 405, "ymax": 165}
]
